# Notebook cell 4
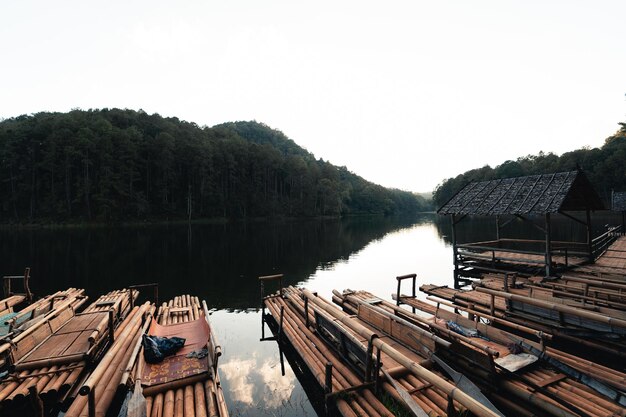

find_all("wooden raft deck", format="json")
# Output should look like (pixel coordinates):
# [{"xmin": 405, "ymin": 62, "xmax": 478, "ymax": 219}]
[
  {"xmin": 0, "ymin": 289, "xmax": 136, "ymax": 416},
  {"xmin": 262, "ymin": 280, "xmax": 503, "ymax": 417},
  {"xmin": 380, "ymin": 289, "xmax": 626, "ymax": 416}
]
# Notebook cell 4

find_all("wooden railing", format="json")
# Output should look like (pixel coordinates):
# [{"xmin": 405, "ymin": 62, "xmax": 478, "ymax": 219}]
[{"xmin": 591, "ymin": 224, "xmax": 623, "ymax": 259}]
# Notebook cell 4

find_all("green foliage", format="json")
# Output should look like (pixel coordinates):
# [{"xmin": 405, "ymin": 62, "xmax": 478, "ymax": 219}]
[
  {"xmin": 0, "ymin": 109, "xmax": 430, "ymax": 223},
  {"xmin": 433, "ymin": 122, "xmax": 626, "ymax": 208}
]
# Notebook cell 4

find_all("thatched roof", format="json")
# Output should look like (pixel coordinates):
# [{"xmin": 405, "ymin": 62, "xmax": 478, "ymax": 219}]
[
  {"xmin": 612, "ymin": 191, "xmax": 626, "ymax": 211},
  {"xmin": 438, "ymin": 170, "xmax": 605, "ymax": 216}
]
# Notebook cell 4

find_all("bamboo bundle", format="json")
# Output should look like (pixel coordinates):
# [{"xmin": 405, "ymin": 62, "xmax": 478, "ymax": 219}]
[
  {"xmin": 132, "ymin": 294, "xmax": 228, "ymax": 417},
  {"xmin": 265, "ymin": 290, "xmax": 396, "ymax": 417},
  {"xmin": 287, "ymin": 286, "xmax": 484, "ymax": 417},
  {"xmin": 298, "ymin": 288, "xmax": 502, "ymax": 417},
  {"xmin": 0, "ymin": 289, "xmax": 137, "ymax": 416},
  {"xmin": 377, "ymin": 288, "xmax": 626, "ymax": 416},
  {"xmin": 264, "ymin": 283, "xmax": 504, "ymax": 417},
  {"xmin": 64, "ymin": 301, "xmax": 154, "ymax": 417}
]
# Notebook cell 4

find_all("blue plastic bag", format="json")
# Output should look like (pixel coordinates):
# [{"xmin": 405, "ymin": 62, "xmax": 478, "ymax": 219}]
[{"xmin": 142, "ymin": 335, "xmax": 186, "ymax": 363}]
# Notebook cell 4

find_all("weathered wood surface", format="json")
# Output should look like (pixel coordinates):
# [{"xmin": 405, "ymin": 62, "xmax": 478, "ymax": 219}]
[{"xmin": 0, "ymin": 289, "xmax": 136, "ymax": 415}]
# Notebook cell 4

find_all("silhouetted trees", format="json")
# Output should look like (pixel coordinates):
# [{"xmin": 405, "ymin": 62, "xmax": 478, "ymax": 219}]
[
  {"xmin": 0, "ymin": 109, "xmax": 430, "ymax": 223},
  {"xmin": 433, "ymin": 121, "xmax": 626, "ymax": 208}
]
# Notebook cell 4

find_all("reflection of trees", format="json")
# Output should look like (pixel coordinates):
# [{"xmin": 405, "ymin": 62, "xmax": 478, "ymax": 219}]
[{"xmin": 0, "ymin": 215, "xmax": 430, "ymax": 309}]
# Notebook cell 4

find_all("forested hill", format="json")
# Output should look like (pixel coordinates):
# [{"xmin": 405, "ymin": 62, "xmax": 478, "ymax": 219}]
[
  {"xmin": 0, "ymin": 109, "xmax": 429, "ymax": 223},
  {"xmin": 433, "ymin": 120, "xmax": 626, "ymax": 208}
]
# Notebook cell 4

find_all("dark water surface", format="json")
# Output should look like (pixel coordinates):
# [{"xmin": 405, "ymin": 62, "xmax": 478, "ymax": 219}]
[{"xmin": 1, "ymin": 212, "xmax": 620, "ymax": 416}]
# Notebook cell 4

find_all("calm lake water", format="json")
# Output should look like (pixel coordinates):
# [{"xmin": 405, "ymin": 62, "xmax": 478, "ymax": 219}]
[{"xmin": 0, "ymin": 212, "xmax": 621, "ymax": 416}]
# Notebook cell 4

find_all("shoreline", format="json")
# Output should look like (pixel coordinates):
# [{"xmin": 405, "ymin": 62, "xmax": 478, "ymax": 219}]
[{"xmin": 0, "ymin": 212, "xmax": 435, "ymax": 230}]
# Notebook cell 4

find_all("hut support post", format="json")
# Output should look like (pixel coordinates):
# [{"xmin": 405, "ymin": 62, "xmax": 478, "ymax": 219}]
[
  {"xmin": 496, "ymin": 215, "xmax": 500, "ymax": 241},
  {"xmin": 586, "ymin": 208, "xmax": 593, "ymax": 263},
  {"xmin": 545, "ymin": 213, "xmax": 553, "ymax": 277},
  {"xmin": 452, "ymin": 214, "xmax": 459, "ymax": 288}
]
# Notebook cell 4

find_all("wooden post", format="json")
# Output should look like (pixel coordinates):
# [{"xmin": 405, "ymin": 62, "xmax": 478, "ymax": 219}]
[
  {"xmin": 374, "ymin": 347, "xmax": 382, "ymax": 395},
  {"xmin": 324, "ymin": 362, "xmax": 333, "ymax": 394},
  {"xmin": 88, "ymin": 387, "xmax": 96, "ymax": 417},
  {"xmin": 586, "ymin": 208, "xmax": 593, "ymax": 263},
  {"xmin": 324, "ymin": 362, "xmax": 333, "ymax": 414},
  {"xmin": 24, "ymin": 268, "xmax": 32, "ymax": 302},
  {"xmin": 496, "ymin": 215, "xmax": 500, "ymax": 241},
  {"xmin": 451, "ymin": 214, "xmax": 460, "ymax": 288},
  {"xmin": 108, "ymin": 309, "xmax": 115, "ymax": 343},
  {"xmin": 278, "ymin": 306, "xmax": 284, "ymax": 341},
  {"xmin": 396, "ymin": 278, "xmax": 401, "ymax": 306},
  {"xmin": 545, "ymin": 213, "xmax": 552, "ymax": 277}
]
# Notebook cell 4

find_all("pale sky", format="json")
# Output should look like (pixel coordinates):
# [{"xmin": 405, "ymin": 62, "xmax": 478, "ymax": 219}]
[{"xmin": 2, "ymin": 1, "xmax": 625, "ymax": 192}]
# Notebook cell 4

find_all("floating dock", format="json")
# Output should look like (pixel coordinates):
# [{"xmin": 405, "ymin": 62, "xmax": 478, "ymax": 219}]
[
  {"xmin": 346, "ymin": 286, "xmax": 626, "ymax": 416},
  {"xmin": 260, "ymin": 274, "xmax": 505, "ymax": 417}
]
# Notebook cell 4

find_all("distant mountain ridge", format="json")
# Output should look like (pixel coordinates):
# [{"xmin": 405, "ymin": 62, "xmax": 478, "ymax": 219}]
[{"xmin": 0, "ymin": 109, "xmax": 430, "ymax": 223}]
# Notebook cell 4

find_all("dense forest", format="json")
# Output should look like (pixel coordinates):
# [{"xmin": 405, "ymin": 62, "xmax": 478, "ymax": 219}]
[
  {"xmin": 433, "ymin": 120, "xmax": 626, "ymax": 208},
  {"xmin": 0, "ymin": 109, "xmax": 429, "ymax": 223}
]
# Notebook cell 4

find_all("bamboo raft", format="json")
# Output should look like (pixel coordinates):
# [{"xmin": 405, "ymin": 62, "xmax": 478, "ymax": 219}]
[
  {"xmin": 0, "ymin": 288, "xmax": 88, "ymax": 371},
  {"xmin": 0, "ymin": 289, "xmax": 137, "ymax": 416},
  {"xmin": 261, "ymin": 275, "xmax": 504, "ymax": 417},
  {"xmin": 121, "ymin": 294, "xmax": 229, "ymax": 417},
  {"xmin": 343, "ymin": 287, "xmax": 626, "ymax": 417},
  {"xmin": 420, "ymin": 281, "xmax": 626, "ymax": 362}
]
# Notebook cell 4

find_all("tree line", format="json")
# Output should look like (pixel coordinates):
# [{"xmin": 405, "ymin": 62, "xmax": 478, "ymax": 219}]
[
  {"xmin": 433, "ymin": 120, "xmax": 626, "ymax": 208},
  {"xmin": 0, "ymin": 109, "xmax": 430, "ymax": 223}
]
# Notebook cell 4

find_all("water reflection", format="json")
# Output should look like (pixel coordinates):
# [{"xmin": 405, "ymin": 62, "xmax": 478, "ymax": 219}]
[
  {"xmin": 211, "ymin": 310, "xmax": 315, "ymax": 417},
  {"xmin": 0, "ymin": 214, "xmax": 458, "ymax": 417},
  {"xmin": 0, "ymin": 215, "xmax": 428, "ymax": 309}
]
